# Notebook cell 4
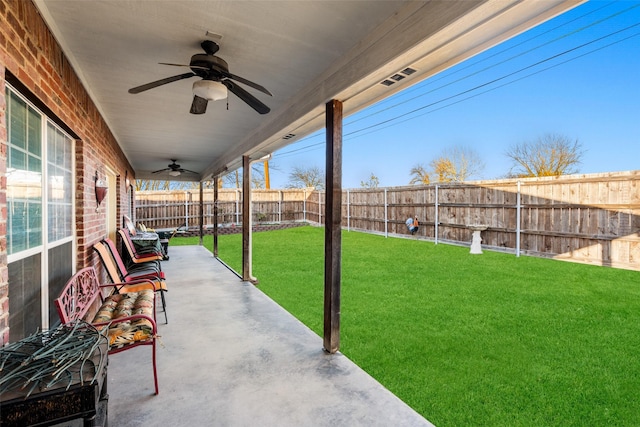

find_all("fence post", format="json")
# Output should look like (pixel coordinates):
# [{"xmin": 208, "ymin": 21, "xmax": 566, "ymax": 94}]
[
  {"xmin": 347, "ymin": 190, "xmax": 351, "ymax": 231},
  {"xmin": 303, "ymin": 189, "xmax": 307, "ymax": 222},
  {"xmin": 279, "ymin": 190, "xmax": 282, "ymax": 223},
  {"xmin": 516, "ymin": 180, "xmax": 521, "ymax": 257},
  {"xmin": 434, "ymin": 185, "xmax": 439, "ymax": 245},
  {"xmin": 384, "ymin": 188, "xmax": 388, "ymax": 238},
  {"xmin": 346, "ymin": 189, "xmax": 350, "ymax": 232},
  {"xmin": 319, "ymin": 191, "xmax": 322, "ymax": 224},
  {"xmin": 185, "ymin": 191, "xmax": 190, "ymax": 229},
  {"xmin": 235, "ymin": 189, "xmax": 240, "ymax": 225}
]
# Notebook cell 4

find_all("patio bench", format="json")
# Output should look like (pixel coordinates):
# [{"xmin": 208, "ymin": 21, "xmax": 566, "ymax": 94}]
[{"xmin": 55, "ymin": 267, "xmax": 160, "ymax": 395}]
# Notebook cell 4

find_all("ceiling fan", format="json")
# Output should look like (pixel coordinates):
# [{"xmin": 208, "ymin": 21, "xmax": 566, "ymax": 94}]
[
  {"xmin": 128, "ymin": 40, "xmax": 272, "ymax": 115},
  {"xmin": 152, "ymin": 160, "xmax": 197, "ymax": 177}
]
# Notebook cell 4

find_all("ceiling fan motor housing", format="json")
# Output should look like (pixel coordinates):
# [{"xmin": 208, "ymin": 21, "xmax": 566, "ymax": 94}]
[{"xmin": 190, "ymin": 54, "xmax": 229, "ymax": 77}]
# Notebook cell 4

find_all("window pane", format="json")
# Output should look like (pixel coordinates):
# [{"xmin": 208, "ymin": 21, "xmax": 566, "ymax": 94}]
[
  {"xmin": 9, "ymin": 200, "xmax": 27, "ymax": 253},
  {"xmin": 47, "ymin": 123, "xmax": 73, "ymax": 243},
  {"xmin": 28, "ymin": 107, "xmax": 42, "ymax": 157},
  {"xmin": 28, "ymin": 201, "xmax": 42, "ymax": 247},
  {"xmin": 28, "ymin": 154, "xmax": 41, "ymax": 173},
  {"xmin": 9, "ymin": 91, "xmax": 27, "ymax": 150},
  {"xmin": 9, "ymin": 147, "xmax": 26, "ymax": 170}
]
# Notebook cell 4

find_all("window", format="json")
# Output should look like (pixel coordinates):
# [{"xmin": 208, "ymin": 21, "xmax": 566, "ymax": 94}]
[{"xmin": 6, "ymin": 84, "xmax": 75, "ymax": 340}]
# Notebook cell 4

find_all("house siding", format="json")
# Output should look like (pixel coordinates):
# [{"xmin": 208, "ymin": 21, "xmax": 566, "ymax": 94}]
[{"xmin": 0, "ymin": 0, "xmax": 134, "ymax": 342}]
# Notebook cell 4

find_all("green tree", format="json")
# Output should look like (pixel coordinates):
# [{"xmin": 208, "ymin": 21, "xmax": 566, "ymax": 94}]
[{"xmin": 505, "ymin": 133, "xmax": 584, "ymax": 177}]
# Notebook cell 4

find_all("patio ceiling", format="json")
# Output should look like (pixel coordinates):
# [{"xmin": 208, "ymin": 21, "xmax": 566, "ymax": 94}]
[{"xmin": 33, "ymin": 0, "xmax": 583, "ymax": 181}]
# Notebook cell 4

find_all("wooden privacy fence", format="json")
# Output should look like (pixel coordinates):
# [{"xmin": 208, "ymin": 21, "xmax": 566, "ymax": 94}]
[
  {"xmin": 135, "ymin": 188, "xmax": 314, "ymax": 230},
  {"xmin": 135, "ymin": 171, "xmax": 640, "ymax": 270}
]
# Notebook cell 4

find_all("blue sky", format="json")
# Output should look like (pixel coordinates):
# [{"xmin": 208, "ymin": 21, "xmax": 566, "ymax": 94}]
[{"xmin": 268, "ymin": 1, "xmax": 640, "ymax": 189}]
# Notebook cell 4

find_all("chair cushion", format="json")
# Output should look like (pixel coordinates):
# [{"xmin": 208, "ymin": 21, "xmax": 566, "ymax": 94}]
[{"xmin": 91, "ymin": 290, "xmax": 154, "ymax": 348}]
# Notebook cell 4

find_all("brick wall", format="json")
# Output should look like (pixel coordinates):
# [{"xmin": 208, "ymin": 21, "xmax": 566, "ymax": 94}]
[{"xmin": 0, "ymin": 0, "xmax": 134, "ymax": 340}]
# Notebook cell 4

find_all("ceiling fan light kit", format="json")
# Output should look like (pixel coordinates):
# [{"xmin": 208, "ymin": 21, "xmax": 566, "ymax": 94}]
[
  {"xmin": 192, "ymin": 80, "xmax": 227, "ymax": 101},
  {"xmin": 168, "ymin": 170, "xmax": 181, "ymax": 177}
]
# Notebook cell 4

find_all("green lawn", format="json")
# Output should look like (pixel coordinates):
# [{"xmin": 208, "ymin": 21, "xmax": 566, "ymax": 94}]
[{"xmin": 172, "ymin": 226, "xmax": 640, "ymax": 426}]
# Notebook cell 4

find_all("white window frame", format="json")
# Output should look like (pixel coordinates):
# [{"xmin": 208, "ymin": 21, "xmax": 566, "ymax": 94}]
[{"xmin": 6, "ymin": 84, "xmax": 76, "ymax": 330}]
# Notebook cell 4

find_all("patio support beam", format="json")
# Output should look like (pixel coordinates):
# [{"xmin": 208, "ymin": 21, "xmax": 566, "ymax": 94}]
[
  {"xmin": 324, "ymin": 99, "xmax": 343, "ymax": 354},
  {"xmin": 213, "ymin": 177, "xmax": 219, "ymax": 257},
  {"xmin": 199, "ymin": 181, "xmax": 204, "ymax": 246},
  {"xmin": 242, "ymin": 155, "xmax": 256, "ymax": 283}
]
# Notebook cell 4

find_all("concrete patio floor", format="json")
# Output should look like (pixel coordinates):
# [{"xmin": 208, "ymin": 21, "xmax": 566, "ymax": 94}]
[{"xmin": 107, "ymin": 245, "xmax": 434, "ymax": 426}]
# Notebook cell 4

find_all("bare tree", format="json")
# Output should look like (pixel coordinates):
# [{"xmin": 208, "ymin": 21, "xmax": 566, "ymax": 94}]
[
  {"xmin": 219, "ymin": 164, "xmax": 268, "ymax": 189},
  {"xmin": 135, "ymin": 179, "xmax": 196, "ymax": 191},
  {"xmin": 505, "ymin": 134, "xmax": 584, "ymax": 177},
  {"xmin": 360, "ymin": 173, "xmax": 380, "ymax": 188},
  {"xmin": 429, "ymin": 146, "xmax": 484, "ymax": 182},
  {"xmin": 287, "ymin": 165, "xmax": 325, "ymax": 190},
  {"xmin": 409, "ymin": 164, "xmax": 430, "ymax": 185}
]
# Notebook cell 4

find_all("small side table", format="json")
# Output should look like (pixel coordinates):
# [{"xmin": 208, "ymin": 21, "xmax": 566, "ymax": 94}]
[{"xmin": 0, "ymin": 323, "xmax": 109, "ymax": 427}]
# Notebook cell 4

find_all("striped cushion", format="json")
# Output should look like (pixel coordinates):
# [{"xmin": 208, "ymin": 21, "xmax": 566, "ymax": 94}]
[{"xmin": 91, "ymin": 290, "xmax": 154, "ymax": 348}]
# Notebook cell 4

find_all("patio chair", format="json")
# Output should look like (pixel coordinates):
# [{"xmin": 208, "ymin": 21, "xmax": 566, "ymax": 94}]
[
  {"xmin": 103, "ymin": 237, "xmax": 164, "ymax": 280},
  {"xmin": 118, "ymin": 229, "xmax": 164, "ymax": 265},
  {"xmin": 94, "ymin": 240, "xmax": 168, "ymax": 323}
]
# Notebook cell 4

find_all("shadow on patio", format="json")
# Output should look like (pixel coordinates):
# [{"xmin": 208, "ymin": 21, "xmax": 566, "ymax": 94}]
[{"xmin": 107, "ymin": 245, "xmax": 432, "ymax": 426}]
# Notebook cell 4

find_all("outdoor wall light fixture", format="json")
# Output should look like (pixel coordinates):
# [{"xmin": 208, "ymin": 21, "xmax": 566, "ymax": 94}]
[
  {"xmin": 125, "ymin": 170, "xmax": 131, "ymax": 188},
  {"xmin": 95, "ymin": 171, "xmax": 108, "ymax": 211}
]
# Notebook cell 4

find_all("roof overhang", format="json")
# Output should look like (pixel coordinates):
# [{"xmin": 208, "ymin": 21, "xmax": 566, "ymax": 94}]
[{"xmin": 33, "ymin": 0, "xmax": 584, "ymax": 181}]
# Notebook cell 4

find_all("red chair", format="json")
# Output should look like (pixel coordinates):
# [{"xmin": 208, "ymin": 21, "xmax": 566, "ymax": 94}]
[
  {"xmin": 103, "ymin": 237, "xmax": 164, "ymax": 281},
  {"xmin": 55, "ymin": 267, "xmax": 159, "ymax": 394}
]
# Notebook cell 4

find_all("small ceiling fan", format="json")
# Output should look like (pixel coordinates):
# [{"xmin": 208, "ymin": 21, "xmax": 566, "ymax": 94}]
[
  {"xmin": 152, "ymin": 160, "xmax": 197, "ymax": 177},
  {"xmin": 128, "ymin": 40, "xmax": 272, "ymax": 115}
]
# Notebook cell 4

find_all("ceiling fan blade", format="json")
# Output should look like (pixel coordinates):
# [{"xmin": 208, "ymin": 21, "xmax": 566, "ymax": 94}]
[
  {"xmin": 159, "ymin": 62, "xmax": 209, "ymax": 71},
  {"xmin": 222, "ymin": 72, "xmax": 272, "ymax": 96},
  {"xmin": 180, "ymin": 169, "xmax": 199, "ymax": 174},
  {"xmin": 190, "ymin": 95, "xmax": 209, "ymax": 114},
  {"xmin": 159, "ymin": 62, "xmax": 191, "ymax": 67},
  {"xmin": 222, "ymin": 80, "xmax": 271, "ymax": 115},
  {"xmin": 128, "ymin": 72, "xmax": 195, "ymax": 94},
  {"xmin": 152, "ymin": 168, "xmax": 170, "ymax": 174}
]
